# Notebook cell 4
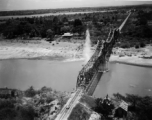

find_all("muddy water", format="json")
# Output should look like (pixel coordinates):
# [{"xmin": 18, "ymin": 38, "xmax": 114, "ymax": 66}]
[
  {"xmin": 94, "ymin": 62, "xmax": 152, "ymax": 97},
  {"xmin": 0, "ymin": 59, "xmax": 152, "ymax": 97}
]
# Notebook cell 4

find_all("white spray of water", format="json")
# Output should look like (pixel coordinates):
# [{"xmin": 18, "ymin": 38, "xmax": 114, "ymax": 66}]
[{"xmin": 83, "ymin": 29, "xmax": 91, "ymax": 63}]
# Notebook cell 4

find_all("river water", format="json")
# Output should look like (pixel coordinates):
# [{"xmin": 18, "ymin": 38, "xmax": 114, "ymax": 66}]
[
  {"xmin": 0, "ymin": 59, "xmax": 152, "ymax": 97},
  {"xmin": 0, "ymin": 10, "xmax": 110, "ymax": 20}
]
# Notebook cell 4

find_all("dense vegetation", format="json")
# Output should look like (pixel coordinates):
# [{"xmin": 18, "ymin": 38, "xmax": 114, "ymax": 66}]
[
  {"xmin": 119, "ymin": 9, "xmax": 152, "ymax": 48},
  {"xmin": 0, "ymin": 99, "xmax": 36, "ymax": 120},
  {"xmin": 0, "ymin": 86, "xmax": 67, "ymax": 120},
  {"xmin": 0, "ymin": 15, "xmax": 87, "ymax": 41},
  {"xmin": 0, "ymin": 9, "xmax": 126, "ymax": 42},
  {"xmin": 68, "ymin": 103, "xmax": 91, "ymax": 120},
  {"xmin": 93, "ymin": 93, "xmax": 152, "ymax": 120},
  {"xmin": 92, "ymin": 97, "xmax": 114, "ymax": 119},
  {"xmin": 0, "ymin": 5, "xmax": 151, "ymax": 45},
  {"xmin": 0, "ymin": 5, "xmax": 152, "ymax": 48}
]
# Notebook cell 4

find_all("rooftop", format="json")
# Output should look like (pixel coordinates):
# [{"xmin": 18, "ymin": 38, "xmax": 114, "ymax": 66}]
[{"xmin": 62, "ymin": 33, "xmax": 73, "ymax": 37}]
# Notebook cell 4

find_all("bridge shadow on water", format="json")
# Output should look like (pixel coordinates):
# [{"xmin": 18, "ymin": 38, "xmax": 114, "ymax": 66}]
[{"xmin": 93, "ymin": 62, "xmax": 115, "ymax": 98}]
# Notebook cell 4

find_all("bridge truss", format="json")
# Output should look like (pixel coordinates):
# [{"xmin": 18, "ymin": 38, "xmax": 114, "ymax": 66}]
[{"xmin": 76, "ymin": 12, "xmax": 131, "ymax": 95}]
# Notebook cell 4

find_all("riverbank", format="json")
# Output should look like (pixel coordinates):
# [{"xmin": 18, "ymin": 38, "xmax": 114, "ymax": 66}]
[
  {"xmin": 110, "ymin": 45, "xmax": 152, "ymax": 67},
  {"xmin": 0, "ymin": 39, "xmax": 152, "ymax": 67},
  {"xmin": 110, "ymin": 55, "xmax": 152, "ymax": 68},
  {"xmin": 0, "ymin": 10, "xmax": 114, "ymax": 20},
  {"xmin": 0, "ymin": 39, "xmax": 84, "ymax": 61}
]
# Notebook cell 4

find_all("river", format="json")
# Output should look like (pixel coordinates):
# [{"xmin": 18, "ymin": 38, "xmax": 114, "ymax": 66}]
[
  {"xmin": 0, "ymin": 10, "xmax": 111, "ymax": 20},
  {"xmin": 0, "ymin": 59, "xmax": 151, "ymax": 97}
]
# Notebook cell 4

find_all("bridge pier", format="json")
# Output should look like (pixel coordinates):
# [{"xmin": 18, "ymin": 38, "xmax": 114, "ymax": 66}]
[
  {"xmin": 105, "ymin": 61, "xmax": 109, "ymax": 72},
  {"xmin": 98, "ymin": 61, "xmax": 109, "ymax": 73}
]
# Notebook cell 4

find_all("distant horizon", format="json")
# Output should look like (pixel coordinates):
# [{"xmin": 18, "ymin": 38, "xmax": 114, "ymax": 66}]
[
  {"xmin": 1, "ymin": 3, "xmax": 152, "ymax": 12},
  {"xmin": 0, "ymin": 0, "xmax": 152, "ymax": 11}
]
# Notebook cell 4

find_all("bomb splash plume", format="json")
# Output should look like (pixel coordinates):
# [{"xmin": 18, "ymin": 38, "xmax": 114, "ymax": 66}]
[{"xmin": 83, "ymin": 29, "xmax": 91, "ymax": 63}]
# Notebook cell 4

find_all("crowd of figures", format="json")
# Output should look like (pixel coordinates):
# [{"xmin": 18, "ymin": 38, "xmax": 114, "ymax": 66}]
[{"xmin": 76, "ymin": 28, "xmax": 120, "ymax": 91}]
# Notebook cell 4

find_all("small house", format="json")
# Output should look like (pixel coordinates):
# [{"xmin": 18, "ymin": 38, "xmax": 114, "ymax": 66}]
[
  {"xmin": 114, "ymin": 100, "xmax": 128, "ymax": 119},
  {"xmin": 0, "ymin": 88, "xmax": 22, "ymax": 99},
  {"xmin": 62, "ymin": 33, "xmax": 73, "ymax": 39}
]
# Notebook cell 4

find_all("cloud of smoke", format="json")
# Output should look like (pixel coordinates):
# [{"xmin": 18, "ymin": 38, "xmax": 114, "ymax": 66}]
[{"xmin": 83, "ymin": 29, "xmax": 91, "ymax": 63}]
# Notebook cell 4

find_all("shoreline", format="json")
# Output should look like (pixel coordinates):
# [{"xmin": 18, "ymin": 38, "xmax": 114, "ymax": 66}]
[
  {"xmin": 0, "ymin": 10, "xmax": 115, "ymax": 20},
  {"xmin": 0, "ymin": 40, "xmax": 84, "ymax": 60},
  {"xmin": 0, "ymin": 40, "xmax": 152, "ymax": 68},
  {"xmin": 110, "ymin": 55, "xmax": 152, "ymax": 68},
  {"xmin": 110, "ymin": 45, "xmax": 152, "ymax": 68},
  {"xmin": 1, "ymin": 55, "xmax": 152, "ymax": 68},
  {"xmin": 111, "ymin": 60, "xmax": 152, "ymax": 68}
]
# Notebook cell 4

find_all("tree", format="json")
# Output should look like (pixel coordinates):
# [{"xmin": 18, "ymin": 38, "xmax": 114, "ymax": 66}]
[
  {"xmin": 3, "ymin": 20, "xmax": 20, "ymax": 39},
  {"xmin": 46, "ymin": 29, "xmax": 54, "ymax": 41},
  {"xmin": 62, "ymin": 17, "xmax": 68, "ymax": 23},
  {"xmin": 0, "ymin": 108, "xmax": 17, "ymax": 120},
  {"xmin": 72, "ymin": 25, "xmax": 85, "ymax": 35},
  {"xmin": 73, "ymin": 19, "xmax": 82, "ymax": 27},
  {"xmin": 40, "ymin": 86, "xmax": 52, "ymax": 92},
  {"xmin": 61, "ymin": 26, "xmax": 70, "ymax": 33},
  {"xmin": 25, "ymin": 86, "xmax": 37, "ymax": 97},
  {"xmin": 72, "ymin": 19, "xmax": 85, "ymax": 35},
  {"xmin": 92, "ymin": 16, "xmax": 98, "ymax": 25},
  {"xmin": 16, "ymin": 106, "xmax": 36, "ymax": 120},
  {"xmin": 135, "ymin": 44, "xmax": 139, "ymax": 49},
  {"xmin": 29, "ymin": 29, "xmax": 36, "ymax": 37},
  {"xmin": 93, "ymin": 98, "xmax": 114, "ymax": 118},
  {"xmin": 53, "ymin": 16, "xmax": 59, "ymax": 24},
  {"xmin": 140, "ymin": 42, "xmax": 146, "ymax": 48},
  {"xmin": 137, "ymin": 10, "xmax": 148, "ymax": 26}
]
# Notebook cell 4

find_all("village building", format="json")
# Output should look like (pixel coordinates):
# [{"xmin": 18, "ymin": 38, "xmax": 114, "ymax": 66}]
[
  {"xmin": 114, "ymin": 100, "xmax": 129, "ymax": 120},
  {"xmin": 0, "ymin": 87, "xmax": 22, "ymax": 99},
  {"xmin": 62, "ymin": 32, "xmax": 73, "ymax": 39}
]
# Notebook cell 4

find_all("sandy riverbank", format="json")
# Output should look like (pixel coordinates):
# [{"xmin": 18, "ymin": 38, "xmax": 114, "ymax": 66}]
[
  {"xmin": 0, "ymin": 39, "xmax": 84, "ymax": 60},
  {"xmin": 0, "ymin": 39, "xmax": 152, "ymax": 67},
  {"xmin": 110, "ymin": 45, "xmax": 152, "ymax": 67}
]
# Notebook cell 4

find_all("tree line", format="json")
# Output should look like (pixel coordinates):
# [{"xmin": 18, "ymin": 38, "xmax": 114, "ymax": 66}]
[
  {"xmin": 0, "ymin": 7, "xmax": 152, "ymax": 45},
  {"xmin": 0, "ymin": 16, "xmax": 85, "ymax": 41},
  {"xmin": 0, "ymin": 10, "xmax": 120, "ymax": 41}
]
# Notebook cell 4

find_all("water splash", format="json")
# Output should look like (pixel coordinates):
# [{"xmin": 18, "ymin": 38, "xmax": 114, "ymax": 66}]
[{"xmin": 83, "ymin": 29, "xmax": 91, "ymax": 63}]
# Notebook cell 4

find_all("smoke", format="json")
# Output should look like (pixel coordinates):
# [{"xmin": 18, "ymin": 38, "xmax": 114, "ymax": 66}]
[{"xmin": 83, "ymin": 29, "xmax": 91, "ymax": 63}]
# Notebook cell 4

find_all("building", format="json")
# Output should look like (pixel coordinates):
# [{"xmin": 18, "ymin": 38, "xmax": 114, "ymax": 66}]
[
  {"xmin": 0, "ymin": 88, "xmax": 22, "ymax": 99},
  {"xmin": 62, "ymin": 33, "xmax": 73, "ymax": 39},
  {"xmin": 114, "ymin": 100, "xmax": 128, "ymax": 119}
]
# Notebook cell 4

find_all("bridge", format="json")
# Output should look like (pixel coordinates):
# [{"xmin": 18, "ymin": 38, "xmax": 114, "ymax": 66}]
[{"xmin": 55, "ymin": 12, "xmax": 131, "ymax": 120}]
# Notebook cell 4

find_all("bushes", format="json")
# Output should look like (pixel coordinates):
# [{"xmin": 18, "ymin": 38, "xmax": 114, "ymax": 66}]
[
  {"xmin": 120, "ymin": 42, "xmax": 146, "ymax": 49},
  {"xmin": 0, "ymin": 108, "xmax": 17, "ymax": 120},
  {"xmin": 25, "ymin": 86, "xmax": 37, "ymax": 97},
  {"xmin": 135, "ymin": 42, "xmax": 145, "ymax": 49},
  {"xmin": 16, "ymin": 106, "xmax": 36, "ymax": 120},
  {"xmin": 0, "ymin": 99, "xmax": 15, "ymax": 110},
  {"xmin": 135, "ymin": 44, "xmax": 139, "ymax": 49},
  {"xmin": 68, "ymin": 104, "xmax": 90, "ymax": 120},
  {"xmin": 93, "ymin": 98, "xmax": 114, "ymax": 118},
  {"xmin": 113, "ymin": 93, "xmax": 152, "ymax": 120},
  {"xmin": 0, "ymin": 100, "xmax": 36, "ymax": 120},
  {"xmin": 120, "ymin": 43, "xmax": 130, "ymax": 48},
  {"xmin": 140, "ymin": 42, "xmax": 146, "ymax": 48}
]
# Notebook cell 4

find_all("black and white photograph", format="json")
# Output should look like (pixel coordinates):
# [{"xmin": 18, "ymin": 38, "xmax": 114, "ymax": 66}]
[{"xmin": 0, "ymin": 0, "xmax": 152, "ymax": 120}]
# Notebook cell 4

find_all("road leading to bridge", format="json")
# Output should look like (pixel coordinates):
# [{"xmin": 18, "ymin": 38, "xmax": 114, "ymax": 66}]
[{"xmin": 55, "ymin": 89, "xmax": 83, "ymax": 120}]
